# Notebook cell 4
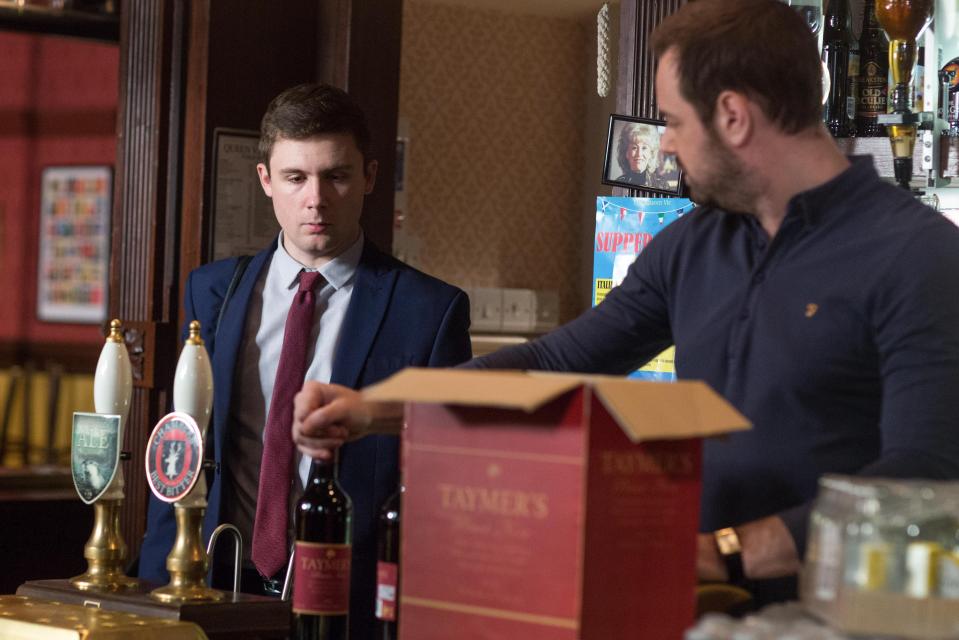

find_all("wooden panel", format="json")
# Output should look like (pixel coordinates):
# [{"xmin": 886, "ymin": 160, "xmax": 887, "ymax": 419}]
[
  {"xmin": 178, "ymin": 0, "xmax": 320, "ymax": 307},
  {"xmin": 341, "ymin": 0, "xmax": 402, "ymax": 254},
  {"xmin": 317, "ymin": 0, "xmax": 351, "ymax": 89},
  {"xmin": 616, "ymin": 0, "xmax": 685, "ymax": 119},
  {"xmin": 0, "ymin": 468, "xmax": 89, "ymax": 594}
]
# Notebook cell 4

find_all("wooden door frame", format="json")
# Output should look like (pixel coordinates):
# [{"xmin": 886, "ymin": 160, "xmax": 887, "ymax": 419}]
[{"xmin": 110, "ymin": 0, "xmax": 403, "ymax": 562}]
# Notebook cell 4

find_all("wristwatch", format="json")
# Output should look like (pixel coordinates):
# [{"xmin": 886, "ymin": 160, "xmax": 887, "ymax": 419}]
[{"xmin": 713, "ymin": 527, "xmax": 746, "ymax": 585}]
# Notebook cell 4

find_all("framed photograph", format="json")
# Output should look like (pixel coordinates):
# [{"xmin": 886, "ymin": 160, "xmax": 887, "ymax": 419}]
[
  {"xmin": 36, "ymin": 165, "xmax": 112, "ymax": 324},
  {"xmin": 602, "ymin": 114, "xmax": 684, "ymax": 196}
]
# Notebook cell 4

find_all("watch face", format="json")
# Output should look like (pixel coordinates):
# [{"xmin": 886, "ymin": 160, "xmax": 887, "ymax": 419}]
[
  {"xmin": 145, "ymin": 412, "xmax": 203, "ymax": 503},
  {"xmin": 715, "ymin": 527, "xmax": 742, "ymax": 556}
]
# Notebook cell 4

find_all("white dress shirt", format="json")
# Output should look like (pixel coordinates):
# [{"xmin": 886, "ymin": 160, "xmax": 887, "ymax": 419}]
[{"xmin": 222, "ymin": 232, "xmax": 363, "ymax": 564}]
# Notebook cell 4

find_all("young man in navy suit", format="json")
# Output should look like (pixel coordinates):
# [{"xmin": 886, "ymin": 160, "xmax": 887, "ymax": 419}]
[{"xmin": 138, "ymin": 84, "xmax": 472, "ymax": 638}]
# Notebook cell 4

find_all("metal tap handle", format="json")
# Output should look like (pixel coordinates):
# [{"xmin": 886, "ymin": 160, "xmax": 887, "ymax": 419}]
[
  {"xmin": 205, "ymin": 523, "xmax": 243, "ymax": 594},
  {"xmin": 281, "ymin": 546, "xmax": 296, "ymax": 601}
]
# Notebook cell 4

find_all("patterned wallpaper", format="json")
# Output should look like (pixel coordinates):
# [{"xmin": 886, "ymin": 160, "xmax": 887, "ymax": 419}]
[{"xmin": 398, "ymin": 1, "xmax": 593, "ymax": 323}]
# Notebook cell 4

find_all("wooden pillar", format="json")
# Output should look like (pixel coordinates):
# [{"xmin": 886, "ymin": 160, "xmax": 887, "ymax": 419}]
[
  {"xmin": 318, "ymin": 0, "xmax": 403, "ymax": 253},
  {"xmin": 110, "ymin": 0, "xmax": 186, "ymax": 554},
  {"xmin": 617, "ymin": 0, "xmax": 686, "ymax": 118}
]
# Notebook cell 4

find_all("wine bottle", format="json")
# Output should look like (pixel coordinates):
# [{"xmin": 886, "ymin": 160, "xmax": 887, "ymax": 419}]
[
  {"xmin": 375, "ymin": 486, "xmax": 402, "ymax": 640},
  {"xmin": 856, "ymin": 0, "xmax": 889, "ymax": 136},
  {"xmin": 822, "ymin": 0, "xmax": 851, "ymax": 136},
  {"xmin": 846, "ymin": 37, "xmax": 860, "ymax": 136},
  {"xmin": 293, "ymin": 459, "xmax": 353, "ymax": 640}
]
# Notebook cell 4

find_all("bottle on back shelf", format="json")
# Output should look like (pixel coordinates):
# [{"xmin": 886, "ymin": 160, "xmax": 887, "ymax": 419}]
[
  {"xmin": 856, "ymin": 0, "xmax": 889, "ymax": 136},
  {"xmin": 914, "ymin": 45, "xmax": 926, "ymax": 112},
  {"xmin": 822, "ymin": 0, "xmax": 852, "ymax": 136},
  {"xmin": 293, "ymin": 458, "xmax": 353, "ymax": 640},
  {"xmin": 942, "ymin": 58, "xmax": 959, "ymax": 136},
  {"xmin": 845, "ymin": 0, "xmax": 864, "ymax": 136},
  {"xmin": 375, "ymin": 486, "xmax": 402, "ymax": 640}
]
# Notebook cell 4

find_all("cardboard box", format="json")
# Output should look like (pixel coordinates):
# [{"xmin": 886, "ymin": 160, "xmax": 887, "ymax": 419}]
[{"xmin": 365, "ymin": 369, "xmax": 750, "ymax": 640}]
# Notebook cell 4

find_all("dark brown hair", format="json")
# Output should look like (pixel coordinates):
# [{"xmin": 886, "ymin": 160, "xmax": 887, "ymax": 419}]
[
  {"xmin": 258, "ymin": 83, "xmax": 372, "ymax": 169},
  {"xmin": 651, "ymin": 0, "xmax": 822, "ymax": 134}
]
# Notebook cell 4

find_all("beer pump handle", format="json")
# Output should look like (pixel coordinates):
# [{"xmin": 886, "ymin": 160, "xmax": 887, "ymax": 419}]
[
  {"xmin": 95, "ymin": 319, "xmax": 132, "ymax": 501},
  {"xmin": 173, "ymin": 321, "xmax": 214, "ymax": 508}
]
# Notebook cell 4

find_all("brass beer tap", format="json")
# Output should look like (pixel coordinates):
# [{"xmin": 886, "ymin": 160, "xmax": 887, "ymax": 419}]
[
  {"xmin": 70, "ymin": 319, "xmax": 138, "ymax": 592},
  {"xmin": 149, "ymin": 321, "xmax": 225, "ymax": 603}
]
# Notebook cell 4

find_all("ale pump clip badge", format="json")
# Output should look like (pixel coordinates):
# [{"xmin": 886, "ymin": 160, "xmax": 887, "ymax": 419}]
[
  {"xmin": 146, "ymin": 411, "xmax": 204, "ymax": 503},
  {"xmin": 71, "ymin": 412, "xmax": 122, "ymax": 505}
]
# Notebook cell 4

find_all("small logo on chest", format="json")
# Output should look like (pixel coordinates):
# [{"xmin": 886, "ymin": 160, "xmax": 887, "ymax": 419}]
[{"xmin": 805, "ymin": 303, "xmax": 819, "ymax": 318}]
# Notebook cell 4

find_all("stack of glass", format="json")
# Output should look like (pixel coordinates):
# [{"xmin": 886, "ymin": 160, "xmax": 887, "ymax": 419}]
[{"xmin": 802, "ymin": 475, "xmax": 959, "ymax": 638}]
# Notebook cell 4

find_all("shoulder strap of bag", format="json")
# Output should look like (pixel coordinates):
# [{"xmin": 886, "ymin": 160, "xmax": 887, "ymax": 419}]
[{"xmin": 214, "ymin": 255, "xmax": 253, "ymax": 341}]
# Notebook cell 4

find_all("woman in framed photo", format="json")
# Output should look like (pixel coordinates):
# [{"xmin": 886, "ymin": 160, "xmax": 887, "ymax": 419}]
[{"xmin": 616, "ymin": 122, "xmax": 671, "ymax": 190}]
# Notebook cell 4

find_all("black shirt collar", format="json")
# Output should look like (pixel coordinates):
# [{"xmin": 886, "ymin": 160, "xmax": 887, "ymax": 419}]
[{"xmin": 785, "ymin": 155, "xmax": 877, "ymax": 227}]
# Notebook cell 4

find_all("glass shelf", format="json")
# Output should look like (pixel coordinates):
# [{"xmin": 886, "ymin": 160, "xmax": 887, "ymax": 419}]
[
  {"xmin": 834, "ymin": 134, "xmax": 958, "ymax": 184},
  {"xmin": 0, "ymin": 1, "xmax": 119, "ymax": 43}
]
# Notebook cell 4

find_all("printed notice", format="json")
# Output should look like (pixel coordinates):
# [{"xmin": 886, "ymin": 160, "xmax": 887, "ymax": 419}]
[{"xmin": 211, "ymin": 129, "xmax": 278, "ymax": 260}]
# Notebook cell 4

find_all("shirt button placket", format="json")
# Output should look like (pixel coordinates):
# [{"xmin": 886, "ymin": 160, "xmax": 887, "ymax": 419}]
[{"xmin": 729, "ymin": 269, "xmax": 765, "ymax": 373}]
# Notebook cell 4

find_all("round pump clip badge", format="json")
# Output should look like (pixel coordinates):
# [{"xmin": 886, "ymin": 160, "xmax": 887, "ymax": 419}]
[{"xmin": 145, "ymin": 411, "xmax": 204, "ymax": 503}]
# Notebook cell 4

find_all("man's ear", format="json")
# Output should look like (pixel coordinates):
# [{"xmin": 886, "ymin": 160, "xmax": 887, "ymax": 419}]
[
  {"xmin": 256, "ymin": 162, "xmax": 273, "ymax": 198},
  {"xmin": 364, "ymin": 159, "xmax": 378, "ymax": 194},
  {"xmin": 712, "ymin": 90, "xmax": 753, "ymax": 148}
]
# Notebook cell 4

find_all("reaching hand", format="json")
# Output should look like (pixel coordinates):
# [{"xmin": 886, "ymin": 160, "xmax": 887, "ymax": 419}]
[{"xmin": 292, "ymin": 381, "xmax": 370, "ymax": 460}]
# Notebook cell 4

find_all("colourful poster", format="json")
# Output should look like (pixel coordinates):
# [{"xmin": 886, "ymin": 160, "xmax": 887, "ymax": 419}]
[
  {"xmin": 37, "ymin": 166, "xmax": 112, "ymax": 323},
  {"xmin": 593, "ymin": 197, "xmax": 695, "ymax": 381}
]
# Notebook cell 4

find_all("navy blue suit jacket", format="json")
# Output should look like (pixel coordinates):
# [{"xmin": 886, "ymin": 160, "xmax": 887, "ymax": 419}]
[{"xmin": 139, "ymin": 239, "xmax": 471, "ymax": 638}]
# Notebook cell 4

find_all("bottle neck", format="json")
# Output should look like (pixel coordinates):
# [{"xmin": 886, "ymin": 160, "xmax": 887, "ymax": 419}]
[{"xmin": 307, "ymin": 456, "xmax": 338, "ymax": 485}]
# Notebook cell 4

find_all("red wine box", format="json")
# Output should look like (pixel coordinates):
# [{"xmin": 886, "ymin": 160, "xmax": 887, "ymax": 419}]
[{"xmin": 364, "ymin": 369, "xmax": 750, "ymax": 640}]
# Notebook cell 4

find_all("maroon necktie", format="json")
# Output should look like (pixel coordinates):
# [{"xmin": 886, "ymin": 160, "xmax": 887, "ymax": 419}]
[{"xmin": 252, "ymin": 270, "xmax": 323, "ymax": 578}]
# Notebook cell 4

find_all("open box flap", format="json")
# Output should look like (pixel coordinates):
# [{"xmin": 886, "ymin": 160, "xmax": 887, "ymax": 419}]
[
  {"xmin": 363, "ymin": 368, "xmax": 582, "ymax": 412},
  {"xmin": 588, "ymin": 377, "xmax": 751, "ymax": 441},
  {"xmin": 364, "ymin": 369, "xmax": 751, "ymax": 439}
]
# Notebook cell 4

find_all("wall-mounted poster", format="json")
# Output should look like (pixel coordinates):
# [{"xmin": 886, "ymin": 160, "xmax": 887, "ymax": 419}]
[
  {"xmin": 593, "ymin": 196, "xmax": 696, "ymax": 381},
  {"xmin": 210, "ymin": 128, "xmax": 278, "ymax": 260},
  {"xmin": 37, "ymin": 166, "xmax": 112, "ymax": 324}
]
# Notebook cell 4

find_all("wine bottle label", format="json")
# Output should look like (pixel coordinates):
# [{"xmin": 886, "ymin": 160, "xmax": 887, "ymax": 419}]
[
  {"xmin": 858, "ymin": 60, "xmax": 887, "ymax": 117},
  {"xmin": 292, "ymin": 542, "xmax": 352, "ymax": 615},
  {"xmin": 375, "ymin": 561, "xmax": 398, "ymax": 622}
]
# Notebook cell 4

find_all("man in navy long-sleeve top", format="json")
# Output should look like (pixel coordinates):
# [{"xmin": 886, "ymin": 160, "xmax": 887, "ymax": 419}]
[{"xmin": 291, "ymin": 0, "xmax": 959, "ymax": 603}]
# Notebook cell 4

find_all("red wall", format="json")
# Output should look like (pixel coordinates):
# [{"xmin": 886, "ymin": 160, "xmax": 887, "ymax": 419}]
[{"xmin": 0, "ymin": 32, "xmax": 118, "ymax": 346}]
